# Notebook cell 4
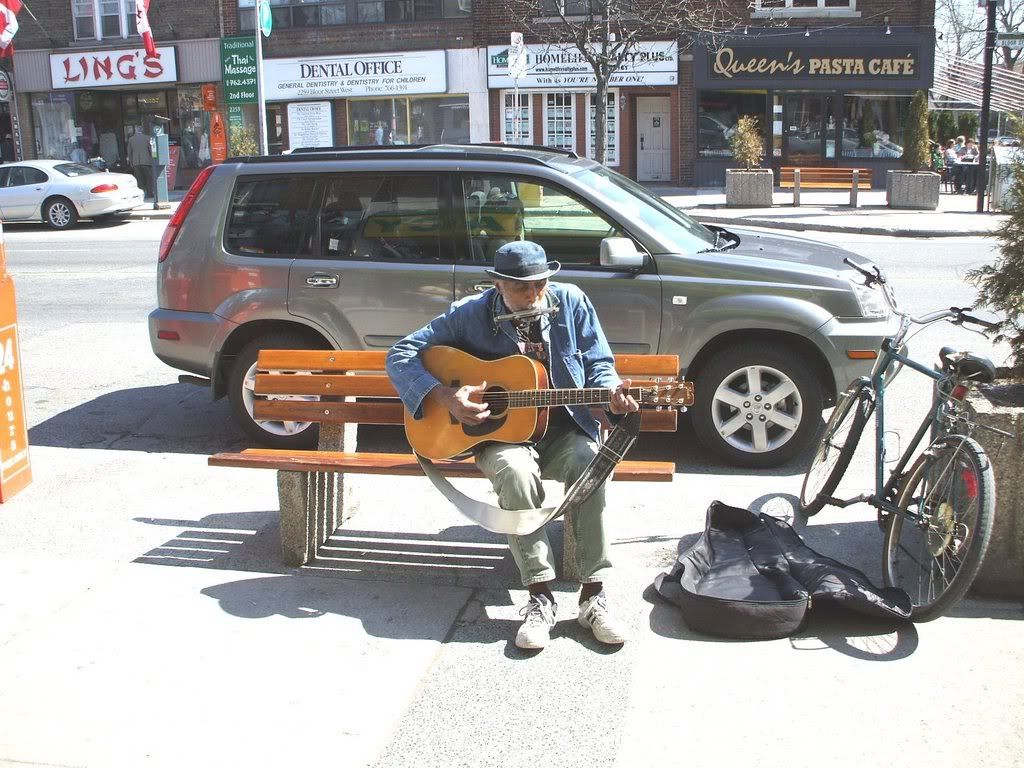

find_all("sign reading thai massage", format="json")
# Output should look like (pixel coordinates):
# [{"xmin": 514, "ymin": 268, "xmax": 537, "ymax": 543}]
[
  {"xmin": 262, "ymin": 50, "xmax": 447, "ymax": 101},
  {"xmin": 487, "ymin": 41, "xmax": 677, "ymax": 89},
  {"xmin": 50, "ymin": 46, "xmax": 177, "ymax": 89},
  {"xmin": 221, "ymin": 36, "xmax": 259, "ymax": 105}
]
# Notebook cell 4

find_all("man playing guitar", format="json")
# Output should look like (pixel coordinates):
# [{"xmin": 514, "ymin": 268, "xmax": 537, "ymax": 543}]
[{"xmin": 386, "ymin": 241, "xmax": 639, "ymax": 651}]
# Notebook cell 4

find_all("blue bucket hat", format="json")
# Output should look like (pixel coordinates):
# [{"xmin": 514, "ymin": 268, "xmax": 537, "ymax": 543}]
[{"xmin": 485, "ymin": 241, "xmax": 561, "ymax": 282}]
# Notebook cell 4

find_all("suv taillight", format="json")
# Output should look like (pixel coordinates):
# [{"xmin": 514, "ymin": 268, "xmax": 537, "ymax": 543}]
[{"xmin": 159, "ymin": 165, "xmax": 216, "ymax": 264}]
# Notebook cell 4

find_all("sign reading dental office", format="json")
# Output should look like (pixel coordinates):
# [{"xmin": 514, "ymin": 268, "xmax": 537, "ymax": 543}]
[
  {"xmin": 50, "ymin": 46, "xmax": 177, "ymax": 89},
  {"xmin": 263, "ymin": 50, "xmax": 447, "ymax": 101},
  {"xmin": 487, "ymin": 41, "xmax": 677, "ymax": 89}
]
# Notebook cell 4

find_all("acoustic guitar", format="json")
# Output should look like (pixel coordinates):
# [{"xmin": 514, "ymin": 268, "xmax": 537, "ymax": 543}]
[{"xmin": 405, "ymin": 346, "xmax": 693, "ymax": 460}]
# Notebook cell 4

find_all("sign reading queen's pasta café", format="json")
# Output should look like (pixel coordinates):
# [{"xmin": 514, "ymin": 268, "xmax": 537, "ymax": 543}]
[
  {"xmin": 487, "ymin": 41, "xmax": 678, "ymax": 89},
  {"xmin": 262, "ymin": 50, "xmax": 447, "ymax": 101}
]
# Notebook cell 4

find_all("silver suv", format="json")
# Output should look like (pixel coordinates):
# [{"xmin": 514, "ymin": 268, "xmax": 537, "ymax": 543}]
[{"xmin": 149, "ymin": 144, "xmax": 896, "ymax": 467}]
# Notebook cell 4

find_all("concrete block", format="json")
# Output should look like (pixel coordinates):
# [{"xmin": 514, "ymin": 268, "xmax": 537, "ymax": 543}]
[
  {"xmin": 966, "ymin": 383, "xmax": 1024, "ymax": 597},
  {"xmin": 725, "ymin": 169, "xmax": 773, "ymax": 208},
  {"xmin": 886, "ymin": 170, "xmax": 940, "ymax": 210}
]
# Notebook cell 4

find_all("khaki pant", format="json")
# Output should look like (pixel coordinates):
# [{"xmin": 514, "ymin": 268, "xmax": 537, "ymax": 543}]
[{"xmin": 475, "ymin": 426, "xmax": 612, "ymax": 586}]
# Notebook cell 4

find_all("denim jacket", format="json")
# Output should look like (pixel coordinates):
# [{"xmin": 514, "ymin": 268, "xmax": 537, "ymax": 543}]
[{"xmin": 385, "ymin": 282, "xmax": 621, "ymax": 443}]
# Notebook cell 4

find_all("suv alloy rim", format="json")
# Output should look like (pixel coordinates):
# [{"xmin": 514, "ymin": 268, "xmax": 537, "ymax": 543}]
[
  {"xmin": 241, "ymin": 361, "xmax": 316, "ymax": 437},
  {"xmin": 711, "ymin": 364, "xmax": 803, "ymax": 454},
  {"xmin": 49, "ymin": 202, "xmax": 72, "ymax": 228}
]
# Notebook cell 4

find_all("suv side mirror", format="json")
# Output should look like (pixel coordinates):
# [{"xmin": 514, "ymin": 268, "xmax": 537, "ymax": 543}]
[{"xmin": 600, "ymin": 237, "xmax": 645, "ymax": 269}]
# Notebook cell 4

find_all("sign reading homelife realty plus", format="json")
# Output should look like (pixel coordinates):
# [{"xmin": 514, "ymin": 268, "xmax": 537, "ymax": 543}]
[
  {"xmin": 262, "ymin": 50, "xmax": 447, "ymax": 101},
  {"xmin": 50, "ymin": 47, "xmax": 177, "ymax": 88},
  {"xmin": 222, "ymin": 36, "xmax": 259, "ymax": 105},
  {"xmin": 487, "ymin": 42, "xmax": 677, "ymax": 89}
]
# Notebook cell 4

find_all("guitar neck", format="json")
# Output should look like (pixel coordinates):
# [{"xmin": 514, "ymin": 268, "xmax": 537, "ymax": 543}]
[{"xmin": 488, "ymin": 387, "xmax": 641, "ymax": 409}]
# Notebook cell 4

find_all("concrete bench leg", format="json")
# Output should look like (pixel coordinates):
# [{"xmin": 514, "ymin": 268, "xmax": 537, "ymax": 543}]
[
  {"xmin": 850, "ymin": 170, "xmax": 860, "ymax": 207},
  {"xmin": 276, "ymin": 422, "xmax": 355, "ymax": 566},
  {"xmin": 793, "ymin": 169, "xmax": 801, "ymax": 206}
]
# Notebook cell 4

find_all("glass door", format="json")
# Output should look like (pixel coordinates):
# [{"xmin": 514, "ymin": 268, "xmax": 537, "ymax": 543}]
[{"xmin": 783, "ymin": 93, "xmax": 830, "ymax": 166}]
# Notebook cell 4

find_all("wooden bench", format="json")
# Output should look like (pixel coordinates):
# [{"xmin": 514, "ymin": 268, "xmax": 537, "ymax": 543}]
[
  {"xmin": 779, "ymin": 167, "xmax": 872, "ymax": 207},
  {"xmin": 209, "ymin": 349, "xmax": 690, "ymax": 576}
]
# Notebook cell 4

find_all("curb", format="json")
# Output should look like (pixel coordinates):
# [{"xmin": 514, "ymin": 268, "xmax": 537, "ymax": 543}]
[{"xmin": 691, "ymin": 215, "xmax": 997, "ymax": 238}]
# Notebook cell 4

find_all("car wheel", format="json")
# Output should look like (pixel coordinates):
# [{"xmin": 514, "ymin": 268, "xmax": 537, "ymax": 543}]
[
  {"xmin": 692, "ymin": 343, "xmax": 824, "ymax": 468},
  {"xmin": 228, "ymin": 332, "xmax": 325, "ymax": 449},
  {"xmin": 43, "ymin": 197, "xmax": 79, "ymax": 230}
]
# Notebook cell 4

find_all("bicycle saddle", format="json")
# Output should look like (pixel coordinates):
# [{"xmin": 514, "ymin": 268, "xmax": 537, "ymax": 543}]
[{"xmin": 938, "ymin": 346, "xmax": 997, "ymax": 383}]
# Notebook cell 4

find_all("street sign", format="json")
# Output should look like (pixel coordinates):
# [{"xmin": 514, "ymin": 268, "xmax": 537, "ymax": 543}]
[
  {"xmin": 258, "ymin": 0, "xmax": 273, "ymax": 38},
  {"xmin": 996, "ymin": 32, "xmax": 1024, "ymax": 49},
  {"xmin": 509, "ymin": 31, "xmax": 527, "ymax": 81}
]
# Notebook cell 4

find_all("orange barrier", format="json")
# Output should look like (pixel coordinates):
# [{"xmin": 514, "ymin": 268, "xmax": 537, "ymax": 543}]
[{"xmin": 0, "ymin": 221, "xmax": 31, "ymax": 501}]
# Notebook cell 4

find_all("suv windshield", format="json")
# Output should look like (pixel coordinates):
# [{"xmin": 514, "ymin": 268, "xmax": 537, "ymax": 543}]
[
  {"xmin": 54, "ymin": 163, "xmax": 100, "ymax": 177},
  {"xmin": 569, "ymin": 165, "xmax": 716, "ymax": 254}
]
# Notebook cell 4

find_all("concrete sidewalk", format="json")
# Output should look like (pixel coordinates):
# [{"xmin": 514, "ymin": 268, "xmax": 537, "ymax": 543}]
[{"xmin": 130, "ymin": 185, "xmax": 1007, "ymax": 237}]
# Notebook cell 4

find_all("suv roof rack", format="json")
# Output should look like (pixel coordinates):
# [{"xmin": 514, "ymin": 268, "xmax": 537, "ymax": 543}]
[{"xmin": 229, "ymin": 142, "xmax": 581, "ymax": 166}]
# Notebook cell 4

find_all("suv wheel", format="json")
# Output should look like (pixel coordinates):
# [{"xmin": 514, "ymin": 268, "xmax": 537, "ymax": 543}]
[
  {"xmin": 692, "ymin": 344, "xmax": 823, "ymax": 468},
  {"xmin": 228, "ymin": 333, "xmax": 324, "ymax": 449}
]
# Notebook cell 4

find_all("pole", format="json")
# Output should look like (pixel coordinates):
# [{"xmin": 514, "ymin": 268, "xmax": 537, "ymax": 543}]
[
  {"xmin": 255, "ymin": 0, "xmax": 269, "ymax": 156},
  {"xmin": 977, "ymin": 0, "xmax": 997, "ymax": 213}
]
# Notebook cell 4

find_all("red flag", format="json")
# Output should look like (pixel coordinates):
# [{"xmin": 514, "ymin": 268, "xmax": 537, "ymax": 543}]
[
  {"xmin": 135, "ymin": 0, "xmax": 156, "ymax": 58},
  {"xmin": 0, "ymin": 0, "xmax": 22, "ymax": 52}
]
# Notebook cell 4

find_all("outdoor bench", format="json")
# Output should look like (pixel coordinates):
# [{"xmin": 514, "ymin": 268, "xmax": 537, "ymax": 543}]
[
  {"xmin": 209, "ymin": 349, "xmax": 688, "ymax": 575},
  {"xmin": 779, "ymin": 166, "xmax": 873, "ymax": 207}
]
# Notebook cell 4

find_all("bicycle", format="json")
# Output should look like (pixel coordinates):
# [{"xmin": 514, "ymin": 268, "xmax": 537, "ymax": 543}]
[{"xmin": 799, "ymin": 258, "xmax": 1012, "ymax": 621}]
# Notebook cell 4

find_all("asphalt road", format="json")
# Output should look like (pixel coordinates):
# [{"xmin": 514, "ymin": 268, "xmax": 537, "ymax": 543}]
[{"xmin": 0, "ymin": 220, "xmax": 1020, "ymax": 768}]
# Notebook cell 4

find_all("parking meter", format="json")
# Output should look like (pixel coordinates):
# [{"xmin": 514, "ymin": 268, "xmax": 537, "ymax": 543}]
[{"xmin": 150, "ymin": 131, "xmax": 170, "ymax": 210}]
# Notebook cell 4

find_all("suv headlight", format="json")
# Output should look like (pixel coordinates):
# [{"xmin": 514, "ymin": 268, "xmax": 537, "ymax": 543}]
[{"xmin": 849, "ymin": 279, "xmax": 890, "ymax": 318}]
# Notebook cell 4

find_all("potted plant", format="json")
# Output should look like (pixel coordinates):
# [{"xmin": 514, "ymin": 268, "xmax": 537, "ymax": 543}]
[
  {"xmin": 725, "ymin": 115, "xmax": 773, "ymax": 208},
  {"xmin": 964, "ymin": 129, "xmax": 1024, "ymax": 596},
  {"xmin": 887, "ymin": 90, "xmax": 940, "ymax": 210}
]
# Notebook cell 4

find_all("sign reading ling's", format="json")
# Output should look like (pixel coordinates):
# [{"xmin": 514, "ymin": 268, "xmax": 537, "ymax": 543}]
[{"xmin": 709, "ymin": 46, "xmax": 919, "ymax": 81}]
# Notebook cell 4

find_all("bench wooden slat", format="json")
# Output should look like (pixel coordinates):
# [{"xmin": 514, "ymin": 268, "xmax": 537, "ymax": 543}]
[
  {"xmin": 257, "ymin": 349, "xmax": 679, "ymax": 377},
  {"xmin": 779, "ymin": 166, "xmax": 872, "ymax": 190},
  {"xmin": 209, "ymin": 449, "xmax": 676, "ymax": 481},
  {"xmin": 254, "ymin": 399, "xmax": 680, "ymax": 431}
]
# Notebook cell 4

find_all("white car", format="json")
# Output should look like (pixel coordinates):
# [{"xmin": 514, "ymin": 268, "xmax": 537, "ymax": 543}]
[{"xmin": 0, "ymin": 159, "xmax": 145, "ymax": 229}]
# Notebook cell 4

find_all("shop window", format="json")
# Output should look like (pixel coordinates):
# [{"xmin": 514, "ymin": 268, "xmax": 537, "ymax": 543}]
[
  {"xmin": 348, "ymin": 96, "xmax": 469, "ymax": 146},
  {"xmin": 842, "ymin": 94, "xmax": 909, "ymax": 160},
  {"xmin": 586, "ymin": 91, "xmax": 618, "ymax": 166},
  {"xmin": 540, "ymin": 0, "xmax": 597, "ymax": 15},
  {"xmin": 753, "ymin": 0, "xmax": 858, "ymax": 17},
  {"xmin": 70, "ymin": 0, "xmax": 140, "ymax": 41},
  {"xmin": 31, "ymin": 94, "xmax": 77, "ymax": 160},
  {"xmin": 544, "ymin": 93, "xmax": 574, "ymax": 152},
  {"xmin": 225, "ymin": 176, "xmax": 317, "ymax": 257},
  {"xmin": 697, "ymin": 90, "xmax": 767, "ymax": 158},
  {"xmin": 502, "ymin": 92, "xmax": 533, "ymax": 145},
  {"xmin": 461, "ymin": 175, "xmax": 625, "ymax": 267}
]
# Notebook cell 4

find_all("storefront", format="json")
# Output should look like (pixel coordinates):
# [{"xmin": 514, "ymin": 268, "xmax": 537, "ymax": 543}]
[
  {"xmin": 253, "ymin": 48, "xmax": 488, "ymax": 153},
  {"xmin": 486, "ymin": 41, "xmax": 679, "ymax": 182},
  {"xmin": 692, "ymin": 30, "xmax": 935, "ymax": 187},
  {"xmin": 15, "ymin": 41, "xmax": 222, "ymax": 189}
]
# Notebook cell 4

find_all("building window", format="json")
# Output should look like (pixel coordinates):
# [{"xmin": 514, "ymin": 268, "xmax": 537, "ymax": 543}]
[
  {"xmin": 239, "ymin": 0, "xmax": 467, "ymax": 29},
  {"xmin": 502, "ymin": 92, "xmax": 533, "ymax": 145},
  {"xmin": 347, "ymin": 96, "xmax": 469, "ymax": 146},
  {"xmin": 697, "ymin": 90, "xmax": 767, "ymax": 158},
  {"xmin": 752, "ymin": 0, "xmax": 858, "ymax": 17},
  {"xmin": 543, "ymin": 93, "xmax": 574, "ymax": 152},
  {"xmin": 71, "ymin": 0, "xmax": 139, "ymax": 41},
  {"xmin": 842, "ymin": 94, "xmax": 908, "ymax": 159},
  {"xmin": 586, "ymin": 91, "xmax": 618, "ymax": 166}
]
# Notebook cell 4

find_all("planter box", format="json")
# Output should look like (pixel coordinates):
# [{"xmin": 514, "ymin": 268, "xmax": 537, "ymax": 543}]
[
  {"xmin": 965, "ymin": 381, "xmax": 1024, "ymax": 597},
  {"xmin": 725, "ymin": 169, "xmax": 773, "ymax": 208},
  {"xmin": 886, "ymin": 170, "xmax": 940, "ymax": 210}
]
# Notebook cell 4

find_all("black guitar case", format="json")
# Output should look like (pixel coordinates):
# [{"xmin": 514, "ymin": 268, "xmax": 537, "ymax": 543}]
[{"xmin": 654, "ymin": 501, "xmax": 913, "ymax": 640}]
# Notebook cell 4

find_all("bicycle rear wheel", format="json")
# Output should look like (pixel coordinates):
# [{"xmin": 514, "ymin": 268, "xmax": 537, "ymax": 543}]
[
  {"xmin": 799, "ymin": 380, "xmax": 874, "ymax": 516},
  {"xmin": 884, "ymin": 436, "xmax": 995, "ymax": 621}
]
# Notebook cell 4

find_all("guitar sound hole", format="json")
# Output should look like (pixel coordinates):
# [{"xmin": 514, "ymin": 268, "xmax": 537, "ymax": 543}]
[{"xmin": 483, "ymin": 386, "xmax": 509, "ymax": 417}]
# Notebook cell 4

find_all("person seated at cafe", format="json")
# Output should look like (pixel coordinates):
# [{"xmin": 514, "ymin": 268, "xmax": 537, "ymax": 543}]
[
  {"xmin": 954, "ymin": 135, "xmax": 967, "ymax": 157},
  {"xmin": 944, "ymin": 140, "xmax": 960, "ymax": 193}
]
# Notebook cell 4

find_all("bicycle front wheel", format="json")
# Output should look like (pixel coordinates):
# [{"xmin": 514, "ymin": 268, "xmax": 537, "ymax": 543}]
[
  {"xmin": 884, "ymin": 436, "xmax": 995, "ymax": 621},
  {"xmin": 799, "ymin": 381, "xmax": 873, "ymax": 516}
]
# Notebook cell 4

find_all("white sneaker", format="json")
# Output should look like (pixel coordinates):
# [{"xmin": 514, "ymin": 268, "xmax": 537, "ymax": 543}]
[
  {"xmin": 515, "ymin": 593, "xmax": 558, "ymax": 650},
  {"xmin": 577, "ymin": 593, "xmax": 627, "ymax": 645}
]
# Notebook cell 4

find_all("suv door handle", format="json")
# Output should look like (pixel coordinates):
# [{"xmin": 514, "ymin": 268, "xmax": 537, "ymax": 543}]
[
  {"xmin": 305, "ymin": 273, "xmax": 339, "ymax": 288},
  {"xmin": 473, "ymin": 282, "xmax": 494, "ymax": 292}
]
